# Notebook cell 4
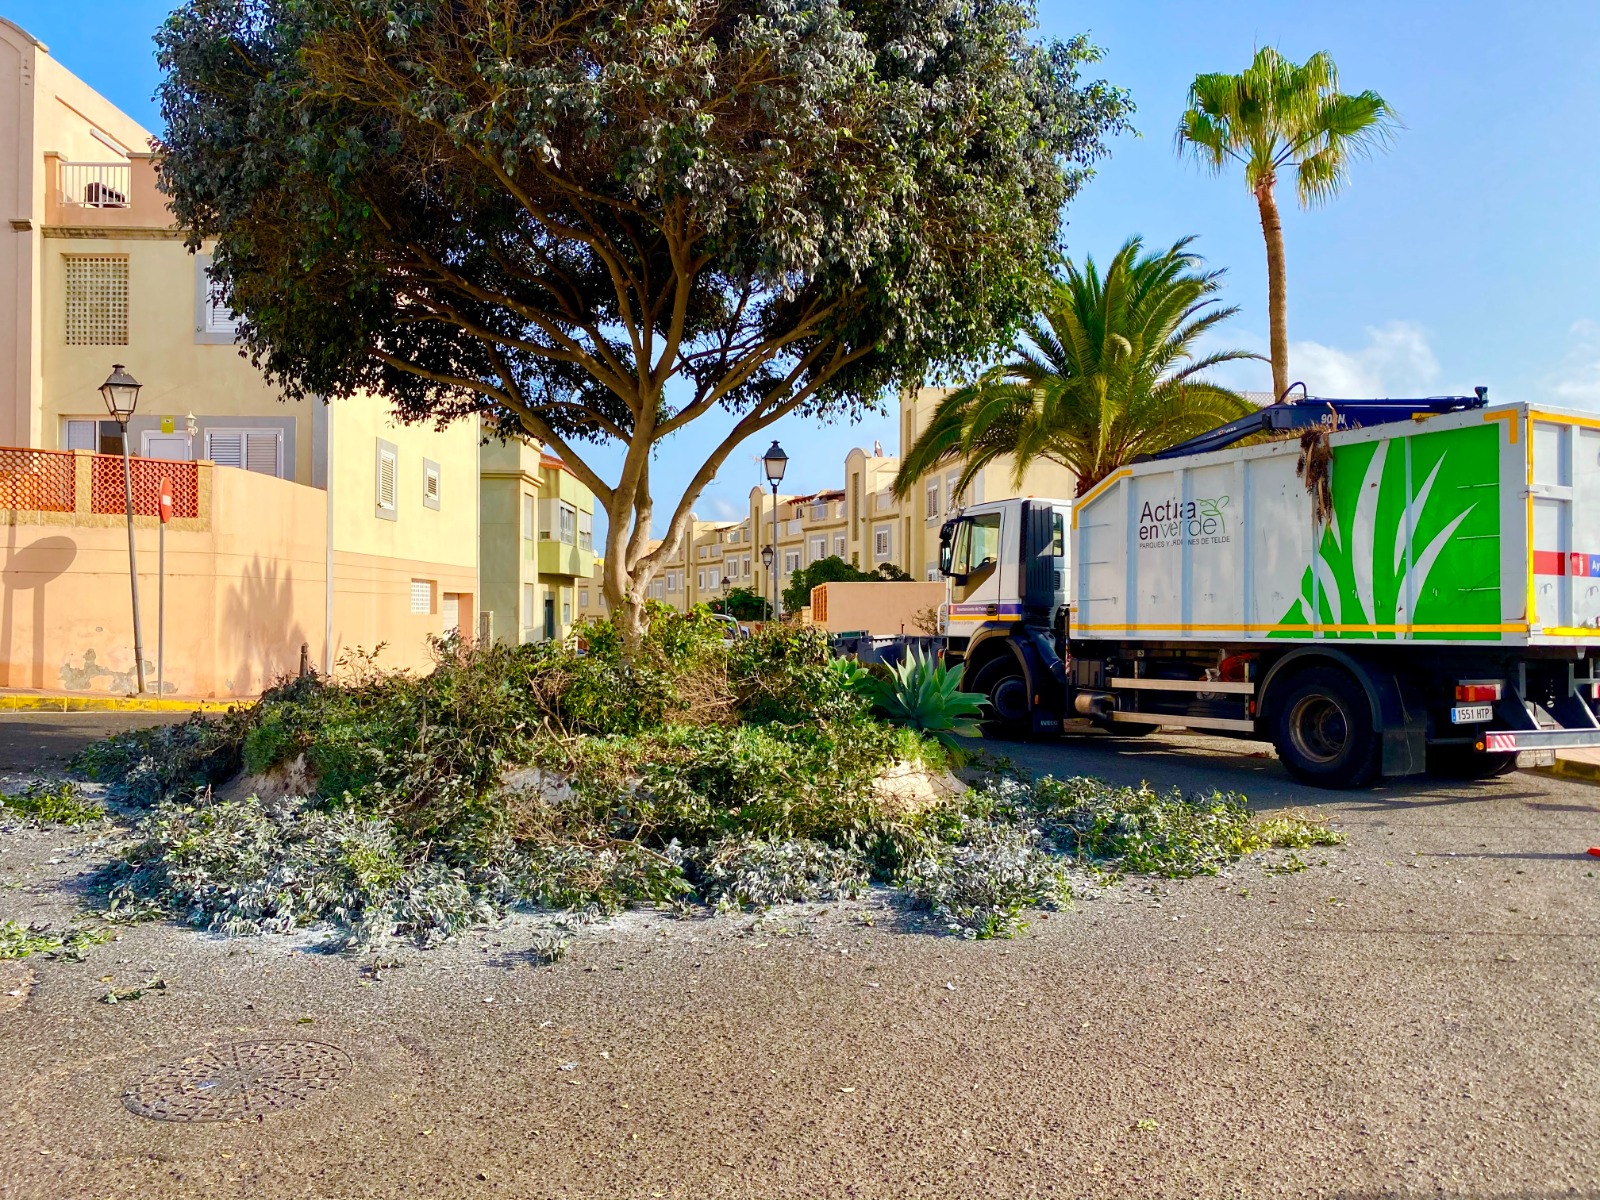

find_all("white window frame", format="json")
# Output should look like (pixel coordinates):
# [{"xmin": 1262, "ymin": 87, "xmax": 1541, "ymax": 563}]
[
  {"xmin": 577, "ymin": 509, "xmax": 593, "ymax": 551},
  {"xmin": 666, "ymin": 571, "xmax": 677, "ymax": 593},
  {"xmin": 873, "ymin": 525, "xmax": 891, "ymax": 559},
  {"xmin": 422, "ymin": 458, "xmax": 441, "ymax": 510},
  {"xmin": 558, "ymin": 502, "xmax": 576, "ymax": 545},
  {"xmin": 925, "ymin": 481, "xmax": 940, "ymax": 521},
  {"xmin": 810, "ymin": 536, "xmax": 827, "ymax": 563},
  {"xmin": 579, "ymin": 587, "xmax": 590, "ymax": 608},
  {"xmin": 206, "ymin": 427, "xmax": 284, "ymax": 479},
  {"xmin": 375, "ymin": 439, "xmax": 398, "ymax": 519},
  {"xmin": 833, "ymin": 534, "xmax": 846, "ymax": 556},
  {"xmin": 783, "ymin": 550, "xmax": 800, "ymax": 573}
]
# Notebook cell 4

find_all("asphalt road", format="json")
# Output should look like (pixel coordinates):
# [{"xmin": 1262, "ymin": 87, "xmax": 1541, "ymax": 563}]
[{"xmin": 1, "ymin": 722, "xmax": 1597, "ymax": 1199}]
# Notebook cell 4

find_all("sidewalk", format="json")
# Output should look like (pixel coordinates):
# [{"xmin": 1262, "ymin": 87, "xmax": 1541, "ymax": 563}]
[
  {"xmin": 0, "ymin": 689, "xmax": 239, "ymax": 714},
  {"xmin": 1546, "ymin": 747, "xmax": 1600, "ymax": 785}
]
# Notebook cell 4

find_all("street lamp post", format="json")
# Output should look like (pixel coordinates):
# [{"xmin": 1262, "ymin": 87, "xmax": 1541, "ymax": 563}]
[
  {"xmin": 762, "ymin": 440, "xmax": 787, "ymax": 620},
  {"xmin": 100, "ymin": 364, "xmax": 145, "ymax": 694}
]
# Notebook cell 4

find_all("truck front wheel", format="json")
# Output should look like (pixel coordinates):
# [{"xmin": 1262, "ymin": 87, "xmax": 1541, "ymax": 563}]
[
  {"xmin": 969, "ymin": 657, "xmax": 1031, "ymax": 740},
  {"xmin": 1270, "ymin": 667, "xmax": 1382, "ymax": 789}
]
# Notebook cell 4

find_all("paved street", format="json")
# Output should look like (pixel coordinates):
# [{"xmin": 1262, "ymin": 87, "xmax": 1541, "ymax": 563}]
[{"xmin": 2, "ymin": 722, "xmax": 1598, "ymax": 1199}]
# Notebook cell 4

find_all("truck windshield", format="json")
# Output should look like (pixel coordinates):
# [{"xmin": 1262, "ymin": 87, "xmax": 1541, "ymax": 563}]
[{"xmin": 953, "ymin": 513, "xmax": 1002, "ymax": 577}]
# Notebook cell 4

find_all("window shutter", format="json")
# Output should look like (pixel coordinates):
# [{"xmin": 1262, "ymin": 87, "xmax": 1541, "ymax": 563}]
[
  {"xmin": 244, "ymin": 431, "xmax": 280, "ymax": 476},
  {"xmin": 378, "ymin": 449, "xmax": 398, "ymax": 510},
  {"xmin": 206, "ymin": 431, "xmax": 244, "ymax": 469}
]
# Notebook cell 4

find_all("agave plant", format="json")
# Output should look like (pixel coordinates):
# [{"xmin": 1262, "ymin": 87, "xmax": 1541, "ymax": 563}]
[{"xmin": 865, "ymin": 651, "xmax": 986, "ymax": 750}]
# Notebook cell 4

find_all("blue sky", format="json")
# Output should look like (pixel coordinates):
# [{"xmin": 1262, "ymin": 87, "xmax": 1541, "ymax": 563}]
[{"xmin": 9, "ymin": 0, "xmax": 1600, "ymax": 529}]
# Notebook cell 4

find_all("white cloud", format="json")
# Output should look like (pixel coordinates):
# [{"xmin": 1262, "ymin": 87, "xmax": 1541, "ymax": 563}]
[
  {"xmin": 698, "ymin": 495, "xmax": 745, "ymax": 522},
  {"xmin": 1290, "ymin": 321, "xmax": 1440, "ymax": 398},
  {"xmin": 1544, "ymin": 318, "xmax": 1600, "ymax": 410}
]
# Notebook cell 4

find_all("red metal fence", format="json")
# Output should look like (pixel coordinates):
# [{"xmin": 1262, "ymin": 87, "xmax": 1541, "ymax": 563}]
[
  {"xmin": 91, "ymin": 454, "xmax": 199, "ymax": 518},
  {"xmin": 0, "ymin": 447, "xmax": 77, "ymax": 512},
  {"xmin": 0, "ymin": 446, "xmax": 199, "ymax": 519}
]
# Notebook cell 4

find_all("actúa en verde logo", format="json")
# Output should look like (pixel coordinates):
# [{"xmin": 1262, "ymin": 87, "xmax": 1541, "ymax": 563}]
[{"xmin": 1138, "ymin": 495, "xmax": 1231, "ymax": 547}]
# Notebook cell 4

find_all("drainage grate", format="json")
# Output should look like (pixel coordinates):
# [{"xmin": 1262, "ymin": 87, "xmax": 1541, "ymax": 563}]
[{"xmin": 122, "ymin": 1041, "xmax": 352, "ymax": 1123}]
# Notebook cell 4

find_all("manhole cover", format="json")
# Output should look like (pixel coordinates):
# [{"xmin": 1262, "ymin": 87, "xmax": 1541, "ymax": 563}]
[{"xmin": 122, "ymin": 1041, "xmax": 352, "ymax": 1123}]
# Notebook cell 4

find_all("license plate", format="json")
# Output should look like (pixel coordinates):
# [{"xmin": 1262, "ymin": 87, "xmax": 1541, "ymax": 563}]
[{"xmin": 1451, "ymin": 704, "xmax": 1493, "ymax": 724}]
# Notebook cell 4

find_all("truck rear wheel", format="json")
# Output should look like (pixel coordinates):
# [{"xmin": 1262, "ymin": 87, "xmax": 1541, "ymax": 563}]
[
  {"xmin": 969, "ymin": 657, "xmax": 1031, "ymax": 740},
  {"xmin": 1270, "ymin": 667, "xmax": 1382, "ymax": 789}
]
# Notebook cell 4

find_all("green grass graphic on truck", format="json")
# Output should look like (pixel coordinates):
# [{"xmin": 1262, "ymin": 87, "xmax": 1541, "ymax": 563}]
[{"xmin": 1274, "ymin": 423, "xmax": 1501, "ymax": 640}]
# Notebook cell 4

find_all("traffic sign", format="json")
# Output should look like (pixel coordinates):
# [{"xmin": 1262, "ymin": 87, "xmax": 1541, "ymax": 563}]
[{"xmin": 158, "ymin": 476, "xmax": 174, "ymax": 524}]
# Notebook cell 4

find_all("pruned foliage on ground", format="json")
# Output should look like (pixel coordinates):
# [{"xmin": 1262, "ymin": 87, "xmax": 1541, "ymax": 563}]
[
  {"xmin": 0, "ymin": 919, "xmax": 110, "ymax": 961},
  {"xmin": 0, "ymin": 780, "xmax": 105, "ymax": 826},
  {"xmin": 71, "ymin": 610, "xmax": 1342, "ymax": 947}
]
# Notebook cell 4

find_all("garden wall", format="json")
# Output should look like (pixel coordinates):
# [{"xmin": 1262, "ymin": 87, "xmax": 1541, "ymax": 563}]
[{"xmin": 809, "ymin": 580, "xmax": 948, "ymax": 636}]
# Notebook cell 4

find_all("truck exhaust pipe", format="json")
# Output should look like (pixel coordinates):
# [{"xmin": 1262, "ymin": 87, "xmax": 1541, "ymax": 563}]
[{"xmin": 1073, "ymin": 691, "xmax": 1115, "ymax": 719}]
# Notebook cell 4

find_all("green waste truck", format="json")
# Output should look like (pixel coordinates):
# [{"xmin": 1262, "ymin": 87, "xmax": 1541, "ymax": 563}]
[{"xmin": 937, "ymin": 393, "xmax": 1600, "ymax": 787}]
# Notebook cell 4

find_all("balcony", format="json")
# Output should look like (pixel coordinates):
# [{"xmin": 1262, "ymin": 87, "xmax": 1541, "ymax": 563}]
[{"xmin": 44, "ymin": 153, "xmax": 171, "ymax": 231}]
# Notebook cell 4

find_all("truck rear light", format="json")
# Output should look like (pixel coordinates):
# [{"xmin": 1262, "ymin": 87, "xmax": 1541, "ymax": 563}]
[{"xmin": 1455, "ymin": 683, "xmax": 1502, "ymax": 703}]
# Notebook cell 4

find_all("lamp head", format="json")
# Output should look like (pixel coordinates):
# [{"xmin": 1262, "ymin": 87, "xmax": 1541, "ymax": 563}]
[
  {"xmin": 760, "ymin": 544, "xmax": 775, "ymax": 569},
  {"xmin": 762, "ymin": 440, "xmax": 788, "ymax": 486},
  {"xmin": 99, "ymin": 364, "xmax": 142, "ymax": 424}
]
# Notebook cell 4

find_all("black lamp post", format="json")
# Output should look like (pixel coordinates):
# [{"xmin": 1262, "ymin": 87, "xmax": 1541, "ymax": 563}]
[
  {"xmin": 762, "ymin": 441, "xmax": 787, "ymax": 619},
  {"xmin": 100, "ymin": 364, "xmax": 145, "ymax": 694},
  {"xmin": 760, "ymin": 544, "xmax": 775, "ymax": 620}
]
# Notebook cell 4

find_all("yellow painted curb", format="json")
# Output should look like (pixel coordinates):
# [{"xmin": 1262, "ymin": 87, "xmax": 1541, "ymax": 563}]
[
  {"xmin": 1538, "ymin": 757, "xmax": 1600, "ymax": 787},
  {"xmin": 0, "ymin": 695, "xmax": 243, "ymax": 714}
]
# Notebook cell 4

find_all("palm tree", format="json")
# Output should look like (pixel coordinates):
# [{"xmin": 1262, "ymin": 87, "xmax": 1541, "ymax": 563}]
[
  {"xmin": 1176, "ymin": 48, "xmax": 1398, "ymax": 402},
  {"xmin": 894, "ymin": 236, "xmax": 1258, "ymax": 499}
]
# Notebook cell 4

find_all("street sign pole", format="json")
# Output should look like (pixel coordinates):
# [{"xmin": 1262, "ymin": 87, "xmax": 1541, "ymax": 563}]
[{"xmin": 157, "ymin": 476, "xmax": 174, "ymax": 698}]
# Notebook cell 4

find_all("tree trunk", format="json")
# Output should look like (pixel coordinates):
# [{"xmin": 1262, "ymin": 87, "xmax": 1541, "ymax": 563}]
[{"xmin": 1255, "ymin": 180, "xmax": 1290, "ymax": 402}]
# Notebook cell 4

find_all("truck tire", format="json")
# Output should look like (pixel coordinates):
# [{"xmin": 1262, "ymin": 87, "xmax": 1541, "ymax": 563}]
[
  {"xmin": 1426, "ymin": 744, "xmax": 1517, "ymax": 780},
  {"xmin": 1269, "ymin": 666, "xmax": 1382, "ymax": 788},
  {"xmin": 969, "ymin": 657, "xmax": 1031, "ymax": 740}
]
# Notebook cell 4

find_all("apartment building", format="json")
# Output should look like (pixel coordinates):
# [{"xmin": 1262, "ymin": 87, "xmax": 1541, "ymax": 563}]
[
  {"xmin": 0, "ymin": 18, "xmax": 478, "ymax": 693},
  {"xmin": 479, "ymin": 436, "xmax": 598, "ymax": 644}
]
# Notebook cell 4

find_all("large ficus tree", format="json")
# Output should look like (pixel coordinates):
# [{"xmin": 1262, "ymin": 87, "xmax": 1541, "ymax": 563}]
[{"xmin": 156, "ymin": 0, "xmax": 1129, "ymax": 637}]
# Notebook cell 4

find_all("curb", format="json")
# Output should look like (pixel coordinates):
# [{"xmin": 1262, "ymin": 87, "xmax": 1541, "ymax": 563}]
[
  {"xmin": 0, "ymin": 695, "xmax": 241, "ymax": 714},
  {"xmin": 1536, "ymin": 757, "xmax": 1600, "ymax": 786}
]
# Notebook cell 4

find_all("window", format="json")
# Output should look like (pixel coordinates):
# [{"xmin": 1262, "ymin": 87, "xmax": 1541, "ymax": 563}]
[
  {"xmin": 783, "ymin": 550, "xmax": 800, "ymax": 573},
  {"xmin": 558, "ymin": 502, "xmax": 576, "ymax": 545},
  {"xmin": 787, "ymin": 518, "xmax": 802, "ymax": 535},
  {"xmin": 523, "ymin": 495, "xmax": 536, "ymax": 557},
  {"xmin": 522, "ymin": 584, "xmax": 536, "ymax": 640},
  {"xmin": 577, "ymin": 510, "xmax": 592, "ymax": 551},
  {"xmin": 206, "ymin": 428, "xmax": 284, "ymax": 478},
  {"xmin": 441, "ymin": 592, "xmax": 462, "ymax": 634},
  {"xmin": 697, "ymin": 570, "xmax": 705, "ymax": 590},
  {"xmin": 810, "ymin": 536, "xmax": 827, "ymax": 563},
  {"xmin": 64, "ymin": 255, "xmax": 127, "ymax": 345},
  {"xmin": 945, "ymin": 471, "xmax": 962, "ymax": 513},
  {"xmin": 562, "ymin": 594, "xmax": 571, "ymax": 624},
  {"xmin": 410, "ymin": 579, "xmax": 435, "ymax": 615},
  {"xmin": 833, "ymin": 534, "xmax": 845, "ymax": 557},
  {"xmin": 951, "ymin": 512, "xmax": 1002, "ymax": 576},
  {"xmin": 926, "ymin": 481, "xmax": 940, "ymax": 521},
  {"xmin": 422, "ymin": 459, "xmax": 441, "ymax": 510},
  {"xmin": 197, "ymin": 257, "xmax": 239, "ymax": 340},
  {"xmin": 63, "ymin": 418, "xmax": 125, "ymax": 455},
  {"xmin": 926, "ymin": 566, "xmax": 942, "ymax": 581},
  {"xmin": 742, "ymin": 555, "xmax": 751, "ymax": 578},
  {"xmin": 666, "ymin": 571, "xmax": 677, "ymax": 593},
  {"xmin": 375, "ymin": 440, "xmax": 398, "ymax": 518},
  {"xmin": 873, "ymin": 525, "xmax": 891, "ymax": 559},
  {"xmin": 579, "ymin": 587, "xmax": 589, "ymax": 608},
  {"xmin": 708, "ymin": 568, "xmax": 720, "ymax": 590}
]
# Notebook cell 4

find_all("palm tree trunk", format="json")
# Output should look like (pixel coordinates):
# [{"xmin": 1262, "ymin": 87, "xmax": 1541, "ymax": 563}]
[{"xmin": 1255, "ymin": 180, "xmax": 1290, "ymax": 401}]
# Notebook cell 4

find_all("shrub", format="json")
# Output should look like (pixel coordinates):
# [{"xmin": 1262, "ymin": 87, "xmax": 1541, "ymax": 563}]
[
  {"xmin": 865, "ymin": 650, "xmax": 984, "ymax": 750},
  {"xmin": 71, "ymin": 709, "xmax": 255, "ymax": 806}
]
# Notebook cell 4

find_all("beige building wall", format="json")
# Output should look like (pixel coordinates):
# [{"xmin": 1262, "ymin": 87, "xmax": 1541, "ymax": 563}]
[{"xmin": 0, "ymin": 462, "xmax": 468, "ymax": 696}]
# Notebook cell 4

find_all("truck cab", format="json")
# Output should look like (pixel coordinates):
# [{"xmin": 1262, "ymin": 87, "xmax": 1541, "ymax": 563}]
[{"xmin": 939, "ymin": 498, "xmax": 1072, "ymax": 736}]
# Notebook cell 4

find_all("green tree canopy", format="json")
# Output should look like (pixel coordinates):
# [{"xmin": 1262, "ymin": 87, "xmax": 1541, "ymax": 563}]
[
  {"xmin": 1176, "ymin": 48, "xmax": 1397, "ymax": 401},
  {"xmin": 782, "ymin": 555, "xmax": 906, "ymax": 613},
  {"xmin": 894, "ymin": 236, "xmax": 1258, "ymax": 499},
  {"xmin": 155, "ymin": 0, "xmax": 1130, "ymax": 636},
  {"xmin": 710, "ymin": 586, "xmax": 770, "ymax": 622}
]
